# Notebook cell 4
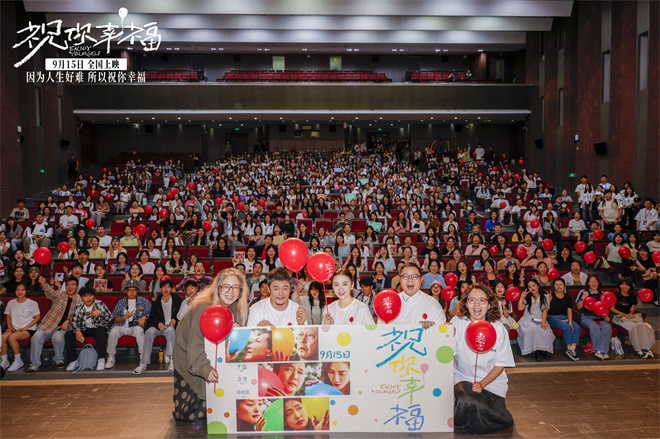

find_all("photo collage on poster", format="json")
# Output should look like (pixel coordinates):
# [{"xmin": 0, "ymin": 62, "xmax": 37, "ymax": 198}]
[{"xmin": 227, "ymin": 326, "xmax": 349, "ymax": 432}]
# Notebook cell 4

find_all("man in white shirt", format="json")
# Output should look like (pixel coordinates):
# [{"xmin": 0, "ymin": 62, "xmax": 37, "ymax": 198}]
[
  {"xmin": 57, "ymin": 206, "xmax": 79, "ymax": 236},
  {"xmin": 23, "ymin": 213, "xmax": 53, "ymax": 254},
  {"xmin": 598, "ymin": 190, "xmax": 622, "ymax": 231},
  {"xmin": 474, "ymin": 143, "xmax": 485, "ymax": 161},
  {"xmin": 599, "ymin": 175, "xmax": 611, "ymax": 191},
  {"xmin": 379, "ymin": 263, "xmax": 445, "ymax": 329},
  {"xmin": 574, "ymin": 175, "xmax": 589, "ymax": 201},
  {"xmin": 635, "ymin": 199, "xmax": 658, "ymax": 231},
  {"xmin": 95, "ymin": 226, "xmax": 112, "ymax": 248},
  {"xmin": 490, "ymin": 193, "xmax": 511, "ymax": 222},
  {"xmin": 247, "ymin": 267, "xmax": 307, "ymax": 327},
  {"xmin": 10, "ymin": 199, "xmax": 29, "ymax": 222}
]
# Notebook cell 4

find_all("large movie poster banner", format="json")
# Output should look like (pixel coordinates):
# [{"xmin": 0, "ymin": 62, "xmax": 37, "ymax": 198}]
[{"xmin": 205, "ymin": 323, "xmax": 455, "ymax": 434}]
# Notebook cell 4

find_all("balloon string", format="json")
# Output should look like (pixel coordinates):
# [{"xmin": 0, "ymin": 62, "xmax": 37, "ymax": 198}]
[
  {"xmin": 474, "ymin": 352, "xmax": 479, "ymax": 384},
  {"xmin": 296, "ymin": 272, "xmax": 301, "ymax": 306},
  {"xmin": 214, "ymin": 343, "xmax": 218, "ymax": 393}
]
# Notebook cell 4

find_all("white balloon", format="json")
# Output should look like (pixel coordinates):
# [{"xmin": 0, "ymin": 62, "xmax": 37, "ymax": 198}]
[{"xmin": 118, "ymin": 7, "xmax": 128, "ymax": 19}]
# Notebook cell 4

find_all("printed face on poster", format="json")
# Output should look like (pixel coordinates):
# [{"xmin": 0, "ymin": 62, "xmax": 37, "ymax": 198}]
[{"xmin": 205, "ymin": 324, "xmax": 455, "ymax": 434}]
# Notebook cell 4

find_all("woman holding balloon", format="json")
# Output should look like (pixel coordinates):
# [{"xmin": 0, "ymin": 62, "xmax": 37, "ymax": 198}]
[
  {"xmin": 576, "ymin": 275, "xmax": 613, "ymax": 360},
  {"xmin": 611, "ymin": 278, "xmax": 655, "ymax": 358},
  {"xmin": 173, "ymin": 267, "xmax": 249, "ymax": 422},
  {"xmin": 452, "ymin": 284, "xmax": 515, "ymax": 435}
]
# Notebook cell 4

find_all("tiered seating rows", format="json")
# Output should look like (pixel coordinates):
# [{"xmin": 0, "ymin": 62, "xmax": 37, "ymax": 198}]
[
  {"xmin": 221, "ymin": 70, "xmax": 390, "ymax": 83},
  {"xmin": 144, "ymin": 70, "xmax": 201, "ymax": 82}
]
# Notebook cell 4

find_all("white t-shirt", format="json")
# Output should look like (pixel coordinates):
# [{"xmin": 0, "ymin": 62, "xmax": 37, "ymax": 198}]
[
  {"xmin": 451, "ymin": 316, "xmax": 515, "ymax": 398},
  {"xmin": 97, "ymin": 235, "xmax": 112, "ymax": 247},
  {"xmin": 59, "ymin": 214, "xmax": 79, "ymax": 229},
  {"xmin": 177, "ymin": 296, "xmax": 194, "ymax": 321},
  {"xmin": 162, "ymin": 297, "xmax": 173, "ymax": 324},
  {"xmin": 475, "ymin": 147, "xmax": 485, "ymax": 160},
  {"xmin": 378, "ymin": 291, "xmax": 446, "ymax": 325},
  {"xmin": 124, "ymin": 299, "xmax": 137, "ymax": 327},
  {"xmin": 29, "ymin": 223, "xmax": 47, "ymax": 237},
  {"xmin": 635, "ymin": 209, "xmax": 658, "ymax": 231},
  {"xmin": 4, "ymin": 299, "xmax": 40, "ymax": 331},
  {"xmin": 324, "ymin": 299, "xmax": 374, "ymax": 325},
  {"xmin": 247, "ymin": 299, "xmax": 306, "ymax": 327},
  {"xmin": 568, "ymin": 219, "xmax": 586, "ymax": 233},
  {"xmin": 84, "ymin": 304, "xmax": 96, "ymax": 328}
]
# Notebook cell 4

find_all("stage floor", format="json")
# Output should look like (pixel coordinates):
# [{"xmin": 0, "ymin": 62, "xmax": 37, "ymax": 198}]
[{"xmin": 1, "ymin": 364, "xmax": 658, "ymax": 439}]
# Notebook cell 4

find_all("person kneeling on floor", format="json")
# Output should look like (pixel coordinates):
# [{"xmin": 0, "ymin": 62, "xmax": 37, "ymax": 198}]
[
  {"xmin": 105, "ymin": 280, "xmax": 151, "ymax": 369},
  {"xmin": 133, "ymin": 278, "xmax": 182, "ymax": 374},
  {"xmin": 65, "ymin": 286, "xmax": 113, "ymax": 371}
]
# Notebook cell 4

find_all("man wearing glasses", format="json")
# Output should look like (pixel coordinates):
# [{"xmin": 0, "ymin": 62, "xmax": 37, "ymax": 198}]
[
  {"xmin": 379, "ymin": 263, "xmax": 445, "ymax": 329},
  {"xmin": 133, "ymin": 278, "xmax": 182, "ymax": 374}
]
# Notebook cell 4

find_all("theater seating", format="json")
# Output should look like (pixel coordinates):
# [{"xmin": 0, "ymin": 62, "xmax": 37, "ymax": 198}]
[{"xmin": 221, "ymin": 70, "xmax": 390, "ymax": 83}]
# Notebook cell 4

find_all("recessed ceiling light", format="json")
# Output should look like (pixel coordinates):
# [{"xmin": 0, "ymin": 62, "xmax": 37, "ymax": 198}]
[
  {"xmin": 229, "ymin": 117, "xmax": 232, "ymax": 120},
  {"xmin": 240, "ymin": 124, "xmax": 244, "ymax": 126},
  {"xmin": 279, "ymin": 117, "xmax": 283, "ymax": 119},
  {"xmin": 430, "ymin": 117, "xmax": 433, "ymax": 120},
  {"xmin": 443, "ymin": 49, "xmax": 448, "ymax": 52},
  {"xmin": 211, "ymin": 48, "xmax": 216, "ymax": 51},
  {"xmin": 392, "ymin": 49, "xmax": 398, "ymax": 52},
  {"xmin": 302, "ymin": 48, "xmax": 308, "ymax": 51},
  {"xmin": 254, "ymin": 117, "xmax": 258, "ymax": 120},
  {"xmin": 477, "ymin": 116, "xmax": 481, "ymax": 119},
  {"xmin": 331, "ymin": 117, "xmax": 334, "ymax": 119},
  {"xmin": 125, "ymin": 117, "xmax": 129, "ymax": 120},
  {"xmin": 188, "ymin": 120, "xmax": 191, "ymax": 122},
  {"xmin": 478, "ymin": 49, "xmax": 484, "ymax": 52},
  {"xmin": 166, "ymin": 47, "xmax": 172, "ymax": 51},
  {"xmin": 454, "ymin": 116, "xmax": 458, "ymax": 120},
  {"xmin": 399, "ymin": 49, "xmax": 404, "ymax": 52},
  {"xmin": 177, "ymin": 117, "xmax": 181, "ymax": 120},
  {"xmin": 347, "ymin": 49, "xmax": 353, "ymax": 52},
  {"xmin": 369, "ymin": 124, "xmax": 372, "ymax": 126},
  {"xmin": 379, "ymin": 117, "xmax": 382, "ymax": 119},
  {"xmin": 218, "ymin": 48, "xmax": 224, "ymax": 50},
  {"xmin": 174, "ymin": 48, "xmax": 179, "ymax": 51},
  {"xmin": 435, "ymin": 49, "xmax": 441, "ymax": 52},
  {"xmin": 354, "ymin": 49, "xmax": 359, "ymax": 52},
  {"xmin": 127, "ymin": 47, "xmax": 133, "ymax": 50},
  {"xmin": 355, "ymin": 117, "xmax": 358, "ymax": 120}
]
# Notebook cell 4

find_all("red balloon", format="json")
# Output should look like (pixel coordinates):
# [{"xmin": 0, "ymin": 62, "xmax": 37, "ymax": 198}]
[
  {"xmin": 601, "ymin": 291, "xmax": 617, "ymax": 307},
  {"xmin": 144, "ymin": 205, "xmax": 153, "ymax": 214},
  {"xmin": 159, "ymin": 209, "xmax": 169, "ymax": 219},
  {"xmin": 33, "ymin": 248, "xmax": 52, "ymax": 266},
  {"xmin": 459, "ymin": 160, "xmax": 465, "ymax": 165},
  {"xmin": 200, "ymin": 305, "xmax": 234, "ymax": 345},
  {"xmin": 374, "ymin": 289, "xmax": 402, "ymax": 323},
  {"xmin": 542, "ymin": 239, "xmax": 554, "ymax": 251},
  {"xmin": 232, "ymin": 196, "xmax": 240, "ymax": 204},
  {"xmin": 306, "ymin": 252, "xmax": 334, "ymax": 282},
  {"xmin": 472, "ymin": 152, "xmax": 477, "ymax": 157},
  {"xmin": 170, "ymin": 176, "xmax": 176, "ymax": 182},
  {"xmin": 515, "ymin": 246, "xmax": 527, "ymax": 260},
  {"xmin": 575, "ymin": 241, "xmax": 586, "ymax": 252},
  {"xmin": 499, "ymin": 202, "xmax": 506, "ymax": 209},
  {"xmin": 653, "ymin": 252, "xmax": 660, "ymax": 263},
  {"xmin": 441, "ymin": 286, "xmax": 456, "ymax": 302},
  {"xmin": 518, "ymin": 159, "xmax": 524, "ymax": 165},
  {"xmin": 505, "ymin": 286, "xmax": 521, "ymax": 302},
  {"xmin": 547, "ymin": 268, "xmax": 560, "ymax": 280},
  {"xmin": 214, "ymin": 168, "xmax": 219, "ymax": 174},
  {"xmin": 593, "ymin": 301, "xmax": 609, "ymax": 317},
  {"xmin": 135, "ymin": 224, "xmax": 147, "ymax": 236},
  {"xmin": 258, "ymin": 199, "xmax": 266, "ymax": 207},
  {"xmin": 584, "ymin": 252, "xmax": 596, "ymax": 264},
  {"xmin": 489, "ymin": 245, "xmax": 499, "ymax": 255},
  {"xmin": 171, "ymin": 187, "xmax": 178, "ymax": 194},
  {"xmin": 638, "ymin": 288, "xmax": 654, "ymax": 302},
  {"xmin": 57, "ymin": 241, "xmax": 70, "ymax": 254},
  {"xmin": 215, "ymin": 197, "xmax": 222, "ymax": 206},
  {"xmin": 502, "ymin": 154, "xmax": 507, "ymax": 159},
  {"xmin": 102, "ymin": 168, "xmax": 108, "ymax": 173},
  {"xmin": 583, "ymin": 296, "xmax": 597, "ymax": 311},
  {"xmin": 504, "ymin": 164, "xmax": 509, "ymax": 170},
  {"xmin": 514, "ymin": 173, "xmax": 521, "ymax": 180},
  {"xmin": 530, "ymin": 219, "xmax": 540, "ymax": 229},
  {"xmin": 85, "ymin": 219, "xmax": 95, "ymax": 228},
  {"xmin": 187, "ymin": 182, "xmax": 195, "ymax": 190},
  {"xmin": 167, "ymin": 192, "xmax": 174, "ymax": 199},
  {"xmin": 258, "ymin": 366, "xmax": 285, "ymax": 397},
  {"xmin": 492, "ymin": 167, "xmax": 498, "ymax": 173},
  {"xmin": 444, "ymin": 272, "xmax": 458, "ymax": 287},
  {"xmin": 105, "ymin": 193, "xmax": 113, "ymax": 201},
  {"xmin": 203, "ymin": 221, "xmax": 212, "ymax": 231},
  {"xmin": 237, "ymin": 202, "xmax": 245, "ymax": 210},
  {"xmin": 465, "ymin": 320, "xmax": 497, "ymax": 353},
  {"xmin": 302, "ymin": 212, "xmax": 308, "ymax": 219},
  {"xmin": 618, "ymin": 247, "xmax": 631, "ymax": 259},
  {"xmin": 279, "ymin": 238, "xmax": 310, "ymax": 273},
  {"xmin": 593, "ymin": 229, "xmax": 604, "ymax": 240}
]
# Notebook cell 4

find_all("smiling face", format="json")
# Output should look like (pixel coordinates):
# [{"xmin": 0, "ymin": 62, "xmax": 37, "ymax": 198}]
[
  {"xmin": 400, "ymin": 266, "xmax": 422, "ymax": 297},
  {"xmin": 296, "ymin": 327, "xmax": 319, "ymax": 360},
  {"xmin": 284, "ymin": 399, "xmax": 309, "ymax": 430},
  {"xmin": 332, "ymin": 273, "xmax": 353, "ymax": 300},
  {"xmin": 268, "ymin": 280, "xmax": 291, "ymax": 309},
  {"xmin": 237, "ymin": 399, "xmax": 265, "ymax": 425},
  {"xmin": 466, "ymin": 288, "xmax": 490, "ymax": 321},
  {"xmin": 277, "ymin": 362, "xmax": 306, "ymax": 396},
  {"xmin": 219, "ymin": 275, "xmax": 241, "ymax": 306}
]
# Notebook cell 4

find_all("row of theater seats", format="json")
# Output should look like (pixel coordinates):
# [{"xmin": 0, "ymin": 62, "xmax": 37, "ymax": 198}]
[
  {"xmin": 220, "ymin": 70, "xmax": 391, "ymax": 83},
  {"xmin": 143, "ymin": 70, "xmax": 201, "ymax": 82},
  {"xmin": 101, "ymin": 152, "xmax": 194, "ymax": 169},
  {"xmin": 406, "ymin": 71, "xmax": 470, "ymax": 82}
]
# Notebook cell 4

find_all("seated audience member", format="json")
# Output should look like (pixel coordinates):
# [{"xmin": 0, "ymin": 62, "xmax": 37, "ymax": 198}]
[
  {"xmin": 23, "ymin": 213, "xmax": 53, "ymax": 254},
  {"xmin": 298, "ymin": 281, "xmax": 324, "ymax": 325},
  {"xmin": 1, "ymin": 282, "xmax": 40, "ymax": 372},
  {"xmin": 175, "ymin": 262, "xmax": 213, "ymax": 291},
  {"xmin": 105, "ymin": 280, "xmax": 152, "ymax": 369},
  {"xmin": 322, "ymin": 269, "xmax": 374, "ymax": 325},
  {"xmin": 26, "ymin": 276, "xmax": 82, "ymax": 373},
  {"xmin": 611, "ymin": 278, "xmax": 654, "ymax": 359},
  {"xmin": 452, "ymin": 284, "xmax": 515, "ymax": 435},
  {"xmin": 378, "ymin": 263, "xmax": 445, "ymax": 328},
  {"xmin": 133, "ymin": 278, "xmax": 182, "ymax": 374},
  {"xmin": 57, "ymin": 206, "xmax": 79, "ymax": 236},
  {"xmin": 65, "ymin": 286, "xmax": 113, "ymax": 371},
  {"xmin": 354, "ymin": 277, "xmax": 377, "ymax": 320},
  {"xmin": 631, "ymin": 245, "xmax": 659, "ymax": 307},
  {"xmin": 516, "ymin": 279, "xmax": 555, "ymax": 361},
  {"xmin": 576, "ymin": 275, "xmax": 613, "ymax": 360},
  {"xmin": 635, "ymin": 198, "xmax": 658, "ymax": 231},
  {"xmin": 546, "ymin": 279, "xmax": 581, "ymax": 361},
  {"xmin": 177, "ymin": 280, "xmax": 199, "ymax": 320},
  {"xmin": 247, "ymin": 267, "xmax": 307, "ymax": 327},
  {"xmin": 561, "ymin": 261, "xmax": 588, "ymax": 286}
]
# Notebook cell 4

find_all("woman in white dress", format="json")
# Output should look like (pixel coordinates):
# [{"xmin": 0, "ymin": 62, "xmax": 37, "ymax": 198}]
[
  {"xmin": 322, "ymin": 269, "xmax": 374, "ymax": 325},
  {"xmin": 516, "ymin": 279, "xmax": 555, "ymax": 361},
  {"xmin": 451, "ymin": 283, "xmax": 515, "ymax": 434},
  {"xmin": 611, "ymin": 278, "xmax": 655, "ymax": 359}
]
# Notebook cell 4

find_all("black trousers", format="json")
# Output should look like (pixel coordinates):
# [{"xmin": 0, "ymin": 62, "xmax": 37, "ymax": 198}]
[
  {"xmin": 454, "ymin": 381, "xmax": 514, "ymax": 435},
  {"xmin": 64, "ymin": 327, "xmax": 108, "ymax": 362}
]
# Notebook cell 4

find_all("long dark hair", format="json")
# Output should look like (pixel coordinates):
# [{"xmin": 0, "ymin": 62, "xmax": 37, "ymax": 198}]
[
  {"xmin": 524, "ymin": 278, "xmax": 548, "ymax": 312},
  {"xmin": 308, "ymin": 281, "xmax": 326, "ymax": 310},
  {"xmin": 456, "ymin": 283, "xmax": 502, "ymax": 322}
]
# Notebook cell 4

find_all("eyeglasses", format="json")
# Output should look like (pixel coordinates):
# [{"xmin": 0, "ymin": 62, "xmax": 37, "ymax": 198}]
[
  {"xmin": 467, "ymin": 298, "xmax": 488, "ymax": 305},
  {"xmin": 220, "ymin": 284, "xmax": 241, "ymax": 293},
  {"xmin": 401, "ymin": 274, "xmax": 420, "ymax": 280}
]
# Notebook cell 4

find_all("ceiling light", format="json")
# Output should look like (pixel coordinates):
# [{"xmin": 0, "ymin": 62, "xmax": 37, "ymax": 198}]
[
  {"xmin": 379, "ymin": 117, "xmax": 382, "ymax": 119},
  {"xmin": 177, "ymin": 117, "xmax": 181, "ymax": 119},
  {"xmin": 174, "ymin": 48, "xmax": 180, "ymax": 51},
  {"xmin": 240, "ymin": 124, "xmax": 244, "ymax": 126},
  {"xmin": 166, "ymin": 47, "xmax": 172, "ymax": 51},
  {"xmin": 211, "ymin": 48, "xmax": 216, "ymax": 51},
  {"xmin": 477, "ymin": 116, "xmax": 481, "ymax": 120},
  {"xmin": 392, "ymin": 49, "xmax": 398, "ymax": 52},
  {"xmin": 454, "ymin": 116, "xmax": 458, "ymax": 119},
  {"xmin": 302, "ymin": 48, "xmax": 308, "ymax": 51},
  {"xmin": 430, "ymin": 117, "xmax": 433, "ymax": 120},
  {"xmin": 443, "ymin": 49, "xmax": 449, "ymax": 52},
  {"xmin": 399, "ymin": 49, "xmax": 404, "ymax": 52},
  {"xmin": 330, "ymin": 117, "xmax": 334, "ymax": 119},
  {"xmin": 151, "ymin": 117, "xmax": 155, "ymax": 120},
  {"xmin": 369, "ymin": 124, "xmax": 372, "ymax": 126},
  {"xmin": 254, "ymin": 117, "xmax": 257, "ymax": 120},
  {"xmin": 257, "ymin": 48, "xmax": 262, "ymax": 51},
  {"xmin": 188, "ymin": 120, "xmax": 191, "ymax": 122},
  {"xmin": 478, "ymin": 49, "xmax": 484, "ymax": 52},
  {"xmin": 279, "ymin": 117, "xmax": 283, "ymax": 119},
  {"xmin": 218, "ymin": 48, "xmax": 224, "ymax": 50},
  {"xmin": 435, "ymin": 49, "xmax": 441, "ymax": 52},
  {"xmin": 125, "ymin": 117, "xmax": 129, "ymax": 120},
  {"xmin": 347, "ymin": 49, "xmax": 353, "ymax": 52},
  {"xmin": 354, "ymin": 49, "xmax": 359, "ymax": 52},
  {"xmin": 229, "ymin": 117, "xmax": 232, "ymax": 120},
  {"xmin": 127, "ymin": 47, "xmax": 133, "ymax": 50}
]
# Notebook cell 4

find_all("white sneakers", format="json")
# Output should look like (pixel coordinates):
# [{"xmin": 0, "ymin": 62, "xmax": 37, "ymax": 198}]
[
  {"xmin": 0, "ymin": 359, "xmax": 10, "ymax": 370},
  {"xmin": 96, "ymin": 359, "xmax": 106, "ymax": 370},
  {"xmin": 132, "ymin": 363, "xmax": 148, "ymax": 375},
  {"xmin": 66, "ymin": 361, "xmax": 79, "ymax": 371},
  {"xmin": 105, "ymin": 355, "xmax": 115, "ymax": 369},
  {"xmin": 7, "ymin": 358, "xmax": 24, "ymax": 372}
]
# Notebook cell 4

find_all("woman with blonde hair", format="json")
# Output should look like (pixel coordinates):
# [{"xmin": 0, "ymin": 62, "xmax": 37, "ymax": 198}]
[{"xmin": 173, "ymin": 267, "xmax": 249, "ymax": 423}]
